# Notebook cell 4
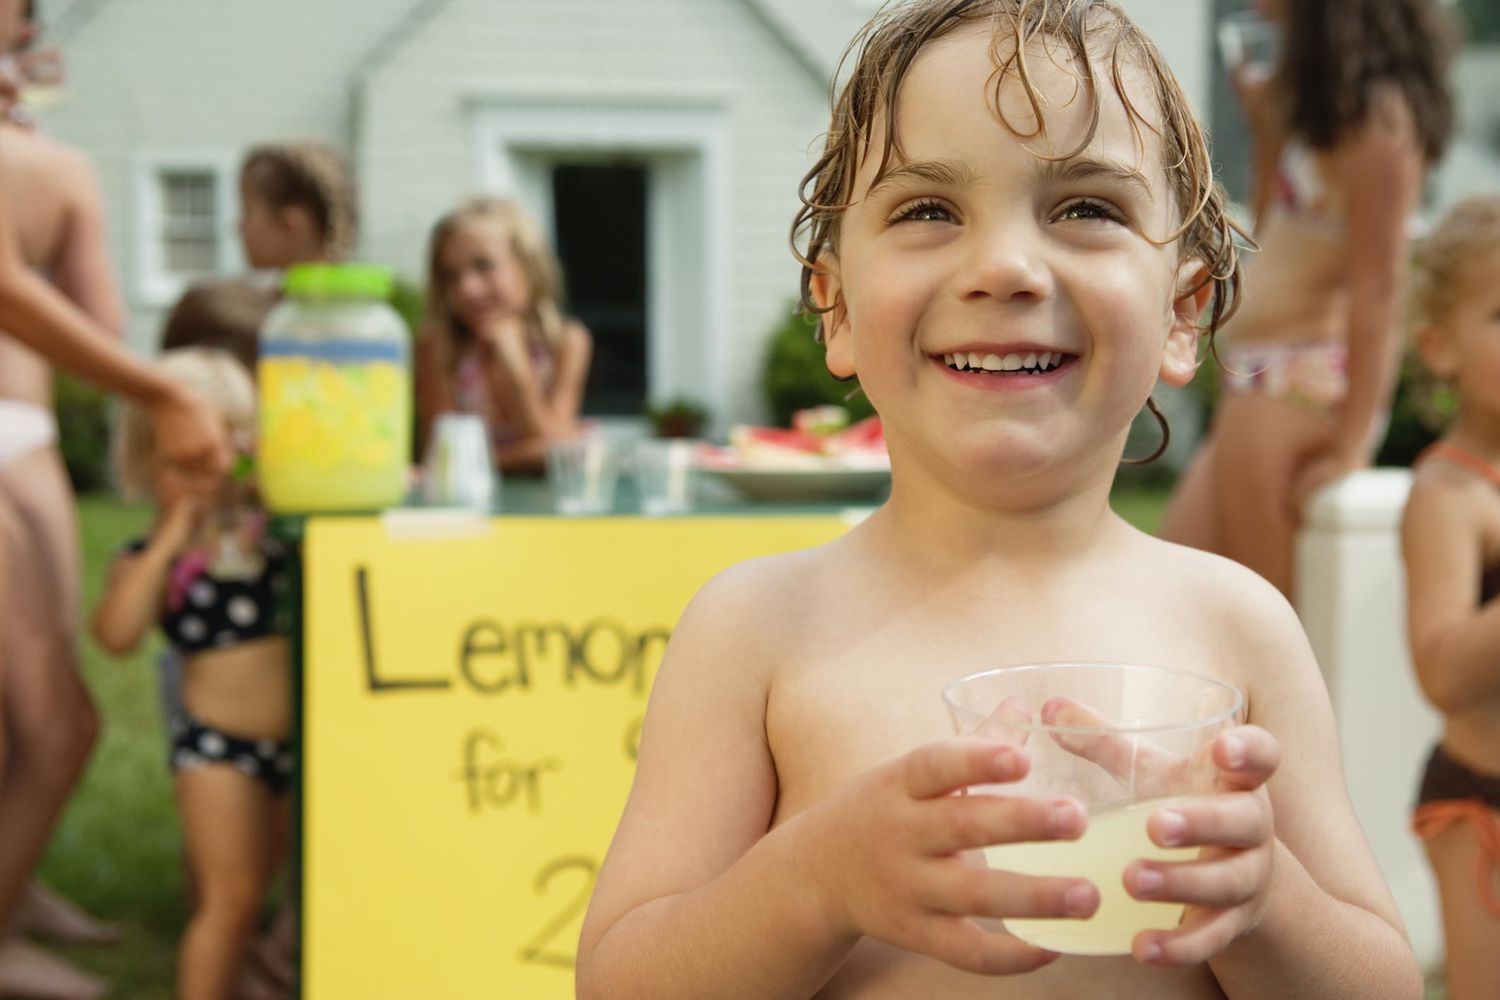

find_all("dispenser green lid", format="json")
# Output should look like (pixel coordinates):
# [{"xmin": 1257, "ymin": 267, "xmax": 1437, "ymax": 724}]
[{"xmin": 283, "ymin": 263, "xmax": 393, "ymax": 300}]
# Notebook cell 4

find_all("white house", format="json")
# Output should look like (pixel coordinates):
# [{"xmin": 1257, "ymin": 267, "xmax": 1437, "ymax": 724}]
[{"xmin": 35, "ymin": 0, "xmax": 1209, "ymax": 427}]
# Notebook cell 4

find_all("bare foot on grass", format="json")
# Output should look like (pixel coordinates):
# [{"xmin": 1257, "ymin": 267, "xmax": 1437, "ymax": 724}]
[
  {"xmin": 15, "ymin": 880, "xmax": 121, "ymax": 948},
  {"xmin": 0, "ymin": 937, "xmax": 106, "ymax": 1000}
]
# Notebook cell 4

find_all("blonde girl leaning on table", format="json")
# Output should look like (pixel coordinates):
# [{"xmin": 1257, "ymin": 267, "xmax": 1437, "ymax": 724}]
[
  {"xmin": 92, "ymin": 348, "xmax": 291, "ymax": 1000},
  {"xmin": 416, "ymin": 198, "xmax": 593, "ymax": 474},
  {"xmin": 1161, "ymin": 0, "xmax": 1455, "ymax": 599},
  {"xmin": 1401, "ymin": 197, "xmax": 1500, "ymax": 1000}
]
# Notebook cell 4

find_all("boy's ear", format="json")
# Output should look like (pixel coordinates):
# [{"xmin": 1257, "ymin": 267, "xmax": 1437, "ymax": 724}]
[
  {"xmin": 810, "ymin": 261, "xmax": 855, "ymax": 380},
  {"xmin": 1159, "ymin": 261, "xmax": 1214, "ymax": 388}
]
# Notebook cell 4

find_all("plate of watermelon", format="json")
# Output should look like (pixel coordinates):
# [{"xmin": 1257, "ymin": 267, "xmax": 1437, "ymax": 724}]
[{"xmin": 697, "ymin": 407, "xmax": 891, "ymax": 503}]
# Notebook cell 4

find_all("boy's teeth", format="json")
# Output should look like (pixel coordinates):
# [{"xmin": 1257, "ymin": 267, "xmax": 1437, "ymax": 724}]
[{"xmin": 943, "ymin": 350, "xmax": 1068, "ymax": 373}]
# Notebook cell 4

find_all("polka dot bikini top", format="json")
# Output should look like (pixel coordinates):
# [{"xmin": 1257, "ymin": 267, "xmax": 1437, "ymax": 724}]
[{"xmin": 125, "ymin": 537, "xmax": 289, "ymax": 654}]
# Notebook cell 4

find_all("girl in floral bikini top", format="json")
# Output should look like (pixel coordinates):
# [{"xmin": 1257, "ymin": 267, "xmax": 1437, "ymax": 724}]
[
  {"xmin": 1401, "ymin": 195, "xmax": 1500, "ymax": 1000},
  {"xmin": 415, "ymin": 197, "xmax": 594, "ymax": 474}
]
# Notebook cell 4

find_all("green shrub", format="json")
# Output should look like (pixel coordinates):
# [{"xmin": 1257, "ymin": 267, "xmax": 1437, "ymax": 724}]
[
  {"xmin": 761, "ymin": 304, "xmax": 876, "ymax": 426},
  {"xmin": 646, "ymin": 397, "xmax": 709, "ymax": 438},
  {"xmin": 390, "ymin": 276, "xmax": 425, "ymax": 339},
  {"xmin": 54, "ymin": 373, "xmax": 112, "ymax": 494},
  {"xmin": 1376, "ymin": 352, "xmax": 1445, "ymax": 467}
]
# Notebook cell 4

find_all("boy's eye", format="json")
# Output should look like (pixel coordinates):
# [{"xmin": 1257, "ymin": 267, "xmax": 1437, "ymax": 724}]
[
  {"xmin": 891, "ymin": 200, "xmax": 953, "ymax": 225},
  {"xmin": 1055, "ymin": 199, "xmax": 1125, "ymax": 225}
]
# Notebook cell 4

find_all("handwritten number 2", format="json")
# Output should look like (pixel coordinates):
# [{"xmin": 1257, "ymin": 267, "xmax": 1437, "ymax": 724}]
[{"xmin": 519, "ymin": 855, "xmax": 598, "ymax": 968}]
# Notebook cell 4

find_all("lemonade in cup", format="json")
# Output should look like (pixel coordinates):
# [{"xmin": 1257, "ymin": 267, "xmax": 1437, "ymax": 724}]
[{"xmin": 942, "ymin": 663, "xmax": 1245, "ymax": 956}]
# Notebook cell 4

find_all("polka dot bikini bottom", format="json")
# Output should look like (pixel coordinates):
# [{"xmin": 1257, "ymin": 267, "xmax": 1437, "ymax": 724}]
[{"xmin": 168, "ymin": 709, "xmax": 294, "ymax": 797}]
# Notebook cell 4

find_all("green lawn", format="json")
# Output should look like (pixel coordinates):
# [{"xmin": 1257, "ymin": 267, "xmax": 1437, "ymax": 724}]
[
  {"xmin": 40, "ymin": 497, "xmax": 180, "ymax": 998},
  {"xmin": 37, "ymin": 487, "xmax": 1447, "ymax": 998}
]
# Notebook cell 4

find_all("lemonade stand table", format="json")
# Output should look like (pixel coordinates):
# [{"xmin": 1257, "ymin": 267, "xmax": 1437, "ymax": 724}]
[{"xmin": 279, "ymin": 481, "xmax": 874, "ymax": 999}]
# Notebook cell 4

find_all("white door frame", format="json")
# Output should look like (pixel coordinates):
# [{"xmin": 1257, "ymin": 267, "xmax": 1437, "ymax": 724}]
[{"xmin": 469, "ymin": 100, "xmax": 729, "ymax": 423}]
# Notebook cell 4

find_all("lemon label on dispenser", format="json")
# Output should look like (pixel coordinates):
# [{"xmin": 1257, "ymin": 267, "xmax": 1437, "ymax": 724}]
[{"xmin": 259, "ymin": 339, "xmax": 411, "ymax": 512}]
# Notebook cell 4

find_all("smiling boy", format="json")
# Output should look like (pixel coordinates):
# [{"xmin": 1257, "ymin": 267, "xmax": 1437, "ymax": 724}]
[{"xmin": 576, "ymin": 3, "xmax": 1421, "ymax": 997}]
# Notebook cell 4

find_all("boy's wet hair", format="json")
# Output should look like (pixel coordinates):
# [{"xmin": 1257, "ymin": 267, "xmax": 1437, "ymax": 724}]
[
  {"xmin": 241, "ymin": 141, "xmax": 358, "ymax": 261},
  {"xmin": 424, "ymin": 197, "xmax": 568, "ymax": 363},
  {"xmin": 1409, "ymin": 197, "xmax": 1500, "ymax": 336},
  {"xmin": 111, "ymin": 348, "xmax": 256, "ymax": 502},
  {"xmin": 792, "ymin": 0, "xmax": 1243, "ymax": 348}
]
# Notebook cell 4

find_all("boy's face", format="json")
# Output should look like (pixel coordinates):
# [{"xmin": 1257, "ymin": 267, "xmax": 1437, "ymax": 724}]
[
  {"xmin": 1421, "ymin": 249, "xmax": 1500, "ymax": 415},
  {"xmin": 813, "ymin": 25, "xmax": 1202, "ymax": 491}
]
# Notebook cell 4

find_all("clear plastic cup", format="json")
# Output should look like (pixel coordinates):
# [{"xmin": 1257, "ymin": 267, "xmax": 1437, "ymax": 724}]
[
  {"xmin": 421, "ymin": 412, "xmax": 497, "ymax": 510},
  {"xmin": 943, "ymin": 663, "xmax": 1244, "ymax": 956},
  {"xmin": 632, "ymin": 438, "xmax": 697, "ymax": 515},
  {"xmin": 546, "ymin": 435, "xmax": 620, "ymax": 516}
]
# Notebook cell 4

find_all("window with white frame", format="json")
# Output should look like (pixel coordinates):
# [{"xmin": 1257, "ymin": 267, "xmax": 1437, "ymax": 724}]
[{"xmin": 133, "ymin": 153, "xmax": 239, "ymax": 305}]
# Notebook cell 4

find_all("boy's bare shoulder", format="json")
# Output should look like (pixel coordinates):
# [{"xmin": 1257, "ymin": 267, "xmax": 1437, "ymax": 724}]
[
  {"xmin": 684, "ymin": 534, "xmax": 848, "ymax": 622},
  {"xmin": 1134, "ymin": 529, "xmax": 1304, "ymax": 644}
]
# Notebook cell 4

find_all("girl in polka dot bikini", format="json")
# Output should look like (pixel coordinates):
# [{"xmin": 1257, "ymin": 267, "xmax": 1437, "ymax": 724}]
[{"xmin": 92, "ymin": 346, "xmax": 291, "ymax": 1000}]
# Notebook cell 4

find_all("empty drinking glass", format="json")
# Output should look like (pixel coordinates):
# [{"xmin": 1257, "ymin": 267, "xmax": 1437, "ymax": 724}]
[
  {"xmin": 422, "ymin": 412, "xmax": 497, "ymax": 510},
  {"xmin": 632, "ymin": 438, "xmax": 697, "ymax": 515},
  {"xmin": 546, "ymin": 434, "xmax": 620, "ymax": 515}
]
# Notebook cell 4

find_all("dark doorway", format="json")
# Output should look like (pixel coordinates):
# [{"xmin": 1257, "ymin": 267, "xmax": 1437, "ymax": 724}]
[{"xmin": 551, "ymin": 163, "xmax": 649, "ymax": 416}]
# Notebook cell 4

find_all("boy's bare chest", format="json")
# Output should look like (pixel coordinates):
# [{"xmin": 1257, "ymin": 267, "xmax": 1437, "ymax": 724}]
[
  {"xmin": 812, "ymin": 940, "xmax": 1224, "ymax": 999},
  {"xmin": 764, "ymin": 607, "xmax": 1232, "ymax": 1000},
  {"xmin": 765, "ymin": 596, "xmax": 1223, "ymax": 814}
]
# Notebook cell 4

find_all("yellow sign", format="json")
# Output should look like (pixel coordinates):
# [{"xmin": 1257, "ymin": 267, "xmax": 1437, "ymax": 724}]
[{"xmin": 301, "ymin": 514, "xmax": 853, "ymax": 998}]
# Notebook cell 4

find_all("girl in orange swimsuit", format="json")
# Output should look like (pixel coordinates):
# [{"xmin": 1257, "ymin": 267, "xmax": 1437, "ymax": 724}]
[{"xmin": 1402, "ymin": 196, "xmax": 1500, "ymax": 1000}]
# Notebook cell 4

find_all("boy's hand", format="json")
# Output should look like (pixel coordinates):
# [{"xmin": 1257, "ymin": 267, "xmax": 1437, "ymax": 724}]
[
  {"xmin": 1124, "ymin": 725, "xmax": 1281, "ymax": 966},
  {"xmin": 804, "ymin": 738, "xmax": 1099, "ymax": 976}
]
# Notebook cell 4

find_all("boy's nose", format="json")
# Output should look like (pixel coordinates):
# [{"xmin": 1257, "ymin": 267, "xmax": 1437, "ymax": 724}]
[{"xmin": 960, "ymin": 224, "xmax": 1053, "ymax": 305}]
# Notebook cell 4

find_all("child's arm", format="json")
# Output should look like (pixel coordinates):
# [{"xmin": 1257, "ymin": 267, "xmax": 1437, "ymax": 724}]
[
  {"xmin": 91, "ymin": 497, "xmax": 198, "ymax": 656},
  {"xmin": 0, "ymin": 181, "xmax": 226, "ymax": 478},
  {"xmin": 1292, "ymin": 106, "xmax": 1422, "ymax": 512},
  {"xmin": 414, "ymin": 325, "xmax": 454, "ymax": 462},
  {"xmin": 1133, "ymin": 573, "xmax": 1421, "ymax": 998},
  {"xmin": 483, "ymin": 318, "xmax": 591, "ymax": 437},
  {"xmin": 1402, "ymin": 477, "xmax": 1500, "ymax": 710},
  {"xmin": 576, "ymin": 564, "xmax": 1096, "ymax": 1000},
  {"xmin": 53, "ymin": 147, "xmax": 124, "ymax": 341}
]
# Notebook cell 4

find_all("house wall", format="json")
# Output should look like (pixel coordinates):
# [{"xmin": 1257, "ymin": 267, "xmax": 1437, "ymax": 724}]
[
  {"xmin": 358, "ymin": 0, "xmax": 832, "ymax": 425},
  {"xmin": 37, "ymin": 0, "xmax": 413, "ymax": 350}
]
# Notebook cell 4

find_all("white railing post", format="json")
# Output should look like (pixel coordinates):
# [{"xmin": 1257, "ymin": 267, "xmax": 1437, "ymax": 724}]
[{"xmin": 1295, "ymin": 469, "xmax": 1442, "ymax": 965}]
